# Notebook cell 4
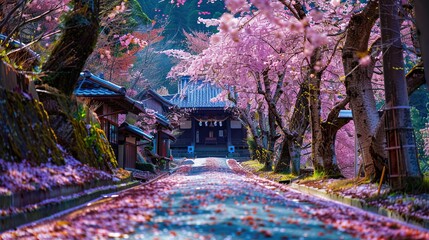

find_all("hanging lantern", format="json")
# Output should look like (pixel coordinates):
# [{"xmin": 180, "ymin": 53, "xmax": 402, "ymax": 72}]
[
  {"xmin": 219, "ymin": 121, "xmax": 223, "ymax": 127},
  {"xmin": 214, "ymin": 121, "xmax": 217, "ymax": 126},
  {"xmin": 199, "ymin": 121, "xmax": 202, "ymax": 126},
  {"xmin": 205, "ymin": 121, "xmax": 208, "ymax": 126}
]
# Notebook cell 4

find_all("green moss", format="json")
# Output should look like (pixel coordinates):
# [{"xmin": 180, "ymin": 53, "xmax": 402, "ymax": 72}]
[
  {"xmin": 326, "ymin": 178, "xmax": 371, "ymax": 192},
  {"xmin": 241, "ymin": 160, "xmax": 296, "ymax": 182},
  {"xmin": 68, "ymin": 118, "xmax": 117, "ymax": 172},
  {"xmin": 35, "ymin": 89, "xmax": 119, "ymax": 172},
  {"xmin": 246, "ymin": 137, "xmax": 257, "ymax": 157},
  {"xmin": 0, "ymin": 88, "xmax": 64, "ymax": 165},
  {"xmin": 93, "ymin": 127, "xmax": 117, "ymax": 169}
]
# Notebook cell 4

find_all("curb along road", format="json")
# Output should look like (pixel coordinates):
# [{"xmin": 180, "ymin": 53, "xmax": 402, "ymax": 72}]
[
  {"xmin": 289, "ymin": 183, "xmax": 429, "ymax": 230},
  {"xmin": 1, "ymin": 172, "xmax": 171, "ymax": 233},
  {"xmin": 230, "ymin": 159, "xmax": 428, "ymax": 230}
]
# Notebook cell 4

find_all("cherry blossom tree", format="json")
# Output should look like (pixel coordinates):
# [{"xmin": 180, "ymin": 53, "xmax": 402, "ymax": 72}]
[
  {"xmin": 164, "ymin": 2, "xmax": 354, "ymax": 175},
  {"xmin": 217, "ymin": 0, "xmax": 422, "ymax": 180},
  {"xmin": 84, "ymin": 1, "xmax": 154, "ymax": 88},
  {"xmin": 0, "ymin": 0, "xmax": 71, "ymax": 70}
]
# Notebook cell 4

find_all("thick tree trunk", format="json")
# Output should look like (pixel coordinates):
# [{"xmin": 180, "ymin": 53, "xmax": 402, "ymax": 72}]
[
  {"xmin": 342, "ymin": 0, "xmax": 380, "ymax": 179},
  {"xmin": 307, "ymin": 48, "xmax": 324, "ymax": 172},
  {"xmin": 379, "ymin": 0, "xmax": 422, "ymax": 188},
  {"xmin": 317, "ymin": 129, "xmax": 340, "ymax": 176},
  {"xmin": 42, "ymin": 0, "xmax": 100, "ymax": 95},
  {"xmin": 370, "ymin": 63, "xmax": 426, "ymax": 180},
  {"xmin": 274, "ymin": 138, "xmax": 302, "ymax": 174},
  {"xmin": 264, "ymin": 109, "xmax": 277, "ymax": 171},
  {"xmin": 316, "ymin": 96, "xmax": 351, "ymax": 177},
  {"xmin": 318, "ymin": 122, "xmax": 345, "ymax": 177},
  {"xmin": 275, "ymin": 140, "xmax": 291, "ymax": 173},
  {"xmin": 263, "ymin": 150, "xmax": 273, "ymax": 171},
  {"xmin": 308, "ymin": 48, "xmax": 345, "ymax": 177},
  {"xmin": 248, "ymin": 134, "xmax": 258, "ymax": 160},
  {"xmin": 289, "ymin": 140, "xmax": 301, "ymax": 175},
  {"xmin": 274, "ymin": 80, "xmax": 310, "ymax": 175}
]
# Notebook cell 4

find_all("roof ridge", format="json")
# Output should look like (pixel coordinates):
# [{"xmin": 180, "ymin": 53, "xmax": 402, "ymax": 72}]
[
  {"xmin": 81, "ymin": 71, "xmax": 126, "ymax": 95},
  {"xmin": 119, "ymin": 122, "xmax": 153, "ymax": 141}
]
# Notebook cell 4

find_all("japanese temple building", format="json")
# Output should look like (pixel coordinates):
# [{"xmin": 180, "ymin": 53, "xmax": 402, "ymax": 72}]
[{"xmin": 169, "ymin": 76, "xmax": 249, "ymax": 158}]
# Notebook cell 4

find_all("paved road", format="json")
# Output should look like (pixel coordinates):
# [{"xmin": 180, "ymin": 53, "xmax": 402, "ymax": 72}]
[{"xmin": 2, "ymin": 158, "xmax": 428, "ymax": 239}]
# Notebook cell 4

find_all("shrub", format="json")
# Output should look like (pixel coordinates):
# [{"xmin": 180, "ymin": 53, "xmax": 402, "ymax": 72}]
[{"xmin": 135, "ymin": 162, "xmax": 156, "ymax": 173}]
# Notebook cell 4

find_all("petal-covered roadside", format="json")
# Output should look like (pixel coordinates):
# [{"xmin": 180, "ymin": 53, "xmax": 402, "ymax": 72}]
[{"xmin": 2, "ymin": 158, "xmax": 428, "ymax": 239}]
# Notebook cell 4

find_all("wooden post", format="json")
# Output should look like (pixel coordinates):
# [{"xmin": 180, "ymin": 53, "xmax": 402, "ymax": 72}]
[
  {"xmin": 227, "ymin": 119, "xmax": 232, "ymax": 146},
  {"xmin": 377, "ymin": 165, "xmax": 386, "ymax": 196}
]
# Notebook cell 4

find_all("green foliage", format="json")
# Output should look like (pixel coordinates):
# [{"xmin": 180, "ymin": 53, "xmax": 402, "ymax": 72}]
[
  {"xmin": 75, "ymin": 104, "xmax": 87, "ymax": 121},
  {"xmin": 0, "ymin": 48, "xmax": 11, "ymax": 64},
  {"xmin": 410, "ymin": 85, "xmax": 429, "ymax": 119},
  {"xmin": 84, "ymin": 122, "xmax": 99, "ymax": 148},
  {"xmin": 402, "ymin": 176, "xmax": 428, "ymax": 193},
  {"xmin": 409, "ymin": 85, "xmax": 429, "ymax": 174},
  {"xmin": 410, "ymin": 107, "xmax": 429, "ymax": 173},
  {"xmin": 136, "ymin": 162, "xmax": 156, "ymax": 173},
  {"xmin": 101, "ymin": 0, "xmax": 150, "ymax": 37},
  {"xmin": 144, "ymin": 145, "xmax": 153, "ymax": 152},
  {"xmin": 307, "ymin": 169, "xmax": 328, "ymax": 180},
  {"xmin": 138, "ymin": 0, "xmax": 224, "ymax": 45},
  {"xmin": 128, "ymin": 0, "xmax": 151, "ymax": 27},
  {"xmin": 411, "ymin": 107, "xmax": 425, "ymax": 129},
  {"xmin": 254, "ymin": 148, "xmax": 271, "ymax": 167},
  {"xmin": 246, "ymin": 136, "xmax": 257, "ymax": 157}
]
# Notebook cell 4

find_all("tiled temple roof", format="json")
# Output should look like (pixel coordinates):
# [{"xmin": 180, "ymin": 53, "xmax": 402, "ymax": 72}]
[{"xmin": 170, "ymin": 76, "xmax": 228, "ymax": 109}]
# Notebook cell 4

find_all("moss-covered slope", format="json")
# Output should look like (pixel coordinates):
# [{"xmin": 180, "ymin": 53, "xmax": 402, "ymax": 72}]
[
  {"xmin": 0, "ymin": 86, "xmax": 117, "ymax": 173},
  {"xmin": 37, "ymin": 89, "xmax": 117, "ymax": 172},
  {"xmin": 0, "ymin": 88, "xmax": 63, "ymax": 165}
]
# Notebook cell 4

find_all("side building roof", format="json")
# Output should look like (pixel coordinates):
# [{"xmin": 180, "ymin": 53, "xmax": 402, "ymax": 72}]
[
  {"xmin": 134, "ymin": 89, "xmax": 174, "ymax": 108},
  {"xmin": 119, "ymin": 122, "xmax": 153, "ymax": 142},
  {"xmin": 73, "ymin": 71, "xmax": 145, "ymax": 115}
]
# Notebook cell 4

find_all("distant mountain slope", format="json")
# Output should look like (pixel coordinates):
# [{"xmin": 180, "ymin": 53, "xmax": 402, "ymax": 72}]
[{"xmin": 138, "ymin": 0, "xmax": 224, "ymax": 47}]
